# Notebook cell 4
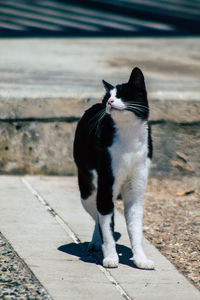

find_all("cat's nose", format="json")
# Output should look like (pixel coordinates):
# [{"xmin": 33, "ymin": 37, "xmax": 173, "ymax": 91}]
[{"xmin": 108, "ymin": 98, "xmax": 114, "ymax": 105}]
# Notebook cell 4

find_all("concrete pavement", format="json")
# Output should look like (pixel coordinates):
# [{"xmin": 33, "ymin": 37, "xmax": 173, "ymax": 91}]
[
  {"xmin": 0, "ymin": 175, "xmax": 199, "ymax": 300},
  {"xmin": 1, "ymin": 38, "xmax": 200, "ymax": 101}
]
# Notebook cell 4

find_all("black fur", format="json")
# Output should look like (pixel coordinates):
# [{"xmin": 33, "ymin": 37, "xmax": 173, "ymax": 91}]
[
  {"xmin": 73, "ymin": 104, "xmax": 115, "ymax": 211},
  {"xmin": 147, "ymin": 125, "xmax": 153, "ymax": 159},
  {"xmin": 73, "ymin": 67, "xmax": 152, "ymax": 216}
]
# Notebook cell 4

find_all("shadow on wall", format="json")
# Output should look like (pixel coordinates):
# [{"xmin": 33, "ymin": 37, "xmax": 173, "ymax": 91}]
[{"xmin": 0, "ymin": 0, "xmax": 200, "ymax": 38}]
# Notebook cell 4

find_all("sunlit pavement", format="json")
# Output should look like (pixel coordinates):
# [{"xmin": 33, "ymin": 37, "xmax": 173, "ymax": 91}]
[{"xmin": 0, "ymin": 175, "xmax": 199, "ymax": 299}]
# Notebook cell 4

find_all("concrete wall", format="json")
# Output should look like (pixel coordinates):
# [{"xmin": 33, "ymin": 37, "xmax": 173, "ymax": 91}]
[{"xmin": 0, "ymin": 97, "xmax": 199, "ymax": 176}]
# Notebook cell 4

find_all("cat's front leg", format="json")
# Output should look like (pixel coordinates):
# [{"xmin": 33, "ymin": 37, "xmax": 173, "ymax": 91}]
[
  {"xmin": 97, "ymin": 174, "xmax": 119, "ymax": 268},
  {"xmin": 98, "ymin": 212, "xmax": 119, "ymax": 268},
  {"xmin": 125, "ymin": 198, "xmax": 154, "ymax": 269},
  {"xmin": 122, "ymin": 174, "xmax": 155, "ymax": 270}
]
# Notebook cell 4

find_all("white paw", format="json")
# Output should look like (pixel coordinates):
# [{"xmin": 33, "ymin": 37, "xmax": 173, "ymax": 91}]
[
  {"xmin": 103, "ymin": 255, "xmax": 119, "ymax": 268},
  {"xmin": 88, "ymin": 241, "xmax": 102, "ymax": 252},
  {"xmin": 133, "ymin": 255, "xmax": 155, "ymax": 270}
]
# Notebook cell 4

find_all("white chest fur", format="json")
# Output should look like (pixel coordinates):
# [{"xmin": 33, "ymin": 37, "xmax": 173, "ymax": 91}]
[{"xmin": 108, "ymin": 112, "xmax": 148, "ymax": 195}]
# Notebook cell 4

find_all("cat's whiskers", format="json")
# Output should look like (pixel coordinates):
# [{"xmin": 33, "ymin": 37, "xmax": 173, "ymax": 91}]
[
  {"xmin": 88, "ymin": 110, "xmax": 104, "ymax": 135},
  {"xmin": 126, "ymin": 103, "xmax": 149, "ymax": 113},
  {"xmin": 88, "ymin": 103, "xmax": 148, "ymax": 136},
  {"xmin": 126, "ymin": 106, "xmax": 147, "ymax": 114},
  {"xmin": 131, "ymin": 102, "xmax": 148, "ymax": 105},
  {"xmin": 88, "ymin": 108, "xmax": 106, "ymax": 135},
  {"xmin": 127, "ymin": 104, "xmax": 149, "ymax": 111},
  {"xmin": 89, "ymin": 109, "xmax": 105, "ymax": 122},
  {"xmin": 128, "ymin": 101, "xmax": 148, "ymax": 107},
  {"xmin": 95, "ymin": 110, "xmax": 106, "ymax": 136}
]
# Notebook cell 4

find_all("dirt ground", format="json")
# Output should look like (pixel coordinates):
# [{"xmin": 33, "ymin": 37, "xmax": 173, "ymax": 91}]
[{"xmin": 117, "ymin": 175, "xmax": 200, "ymax": 290}]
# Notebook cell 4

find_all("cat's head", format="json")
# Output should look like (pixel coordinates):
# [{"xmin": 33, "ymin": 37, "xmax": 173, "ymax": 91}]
[{"xmin": 102, "ymin": 67, "xmax": 149, "ymax": 120}]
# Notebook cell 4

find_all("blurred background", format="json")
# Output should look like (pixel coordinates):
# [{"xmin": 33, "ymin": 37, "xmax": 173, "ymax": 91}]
[
  {"xmin": 0, "ymin": 1, "xmax": 200, "ymax": 298},
  {"xmin": 0, "ymin": 0, "xmax": 200, "ymax": 37}
]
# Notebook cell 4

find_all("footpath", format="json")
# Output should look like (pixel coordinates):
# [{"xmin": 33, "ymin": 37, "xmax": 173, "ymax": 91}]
[{"xmin": 0, "ymin": 175, "xmax": 200, "ymax": 300}]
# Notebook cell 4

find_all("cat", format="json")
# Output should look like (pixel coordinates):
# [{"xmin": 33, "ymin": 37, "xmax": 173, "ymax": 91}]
[{"xmin": 73, "ymin": 67, "xmax": 154, "ymax": 270}]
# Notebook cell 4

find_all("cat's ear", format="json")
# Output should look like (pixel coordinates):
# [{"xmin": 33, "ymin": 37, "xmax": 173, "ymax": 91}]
[
  {"xmin": 128, "ymin": 67, "xmax": 145, "ymax": 90},
  {"xmin": 102, "ymin": 80, "xmax": 114, "ymax": 92}
]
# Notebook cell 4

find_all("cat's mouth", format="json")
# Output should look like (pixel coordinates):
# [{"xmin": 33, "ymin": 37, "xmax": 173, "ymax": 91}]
[{"xmin": 106, "ymin": 104, "xmax": 124, "ymax": 114}]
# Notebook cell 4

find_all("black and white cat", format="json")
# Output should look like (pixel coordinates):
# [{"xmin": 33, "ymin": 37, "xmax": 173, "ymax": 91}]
[{"xmin": 73, "ymin": 67, "xmax": 154, "ymax": 270}]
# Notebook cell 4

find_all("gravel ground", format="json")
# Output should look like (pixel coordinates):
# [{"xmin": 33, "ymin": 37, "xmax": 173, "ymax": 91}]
[
  {"xmin": 117, "ymin": 175, "xmax": 200, "ymax": 291},
  {"xmin": 0, "ymin": 232, "xmax": 51, "ymax": 300}
]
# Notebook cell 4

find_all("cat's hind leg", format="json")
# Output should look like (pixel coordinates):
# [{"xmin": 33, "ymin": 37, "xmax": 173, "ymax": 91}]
[
  {"xmin": 88, "ymin": 223, "xmax": 102, "ymax": 251},
  {"xmin": 78, "ymin": 168, "xmax": 97, "ymax": 220},
  {"xmin": 78, "ymin": 169, "xmax": 102, "ymax": 251}
]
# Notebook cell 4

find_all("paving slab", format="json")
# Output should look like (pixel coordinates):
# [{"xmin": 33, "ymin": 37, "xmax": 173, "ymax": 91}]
[{"xmin": 0, "ymin": 175, "xmax": 199, "ymax": 299}]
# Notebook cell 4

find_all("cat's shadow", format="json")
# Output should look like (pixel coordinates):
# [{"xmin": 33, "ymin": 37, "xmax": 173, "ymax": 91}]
[{"xmin": 58, "ymin": 232, "xmax": 137, "ymax": 268}]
